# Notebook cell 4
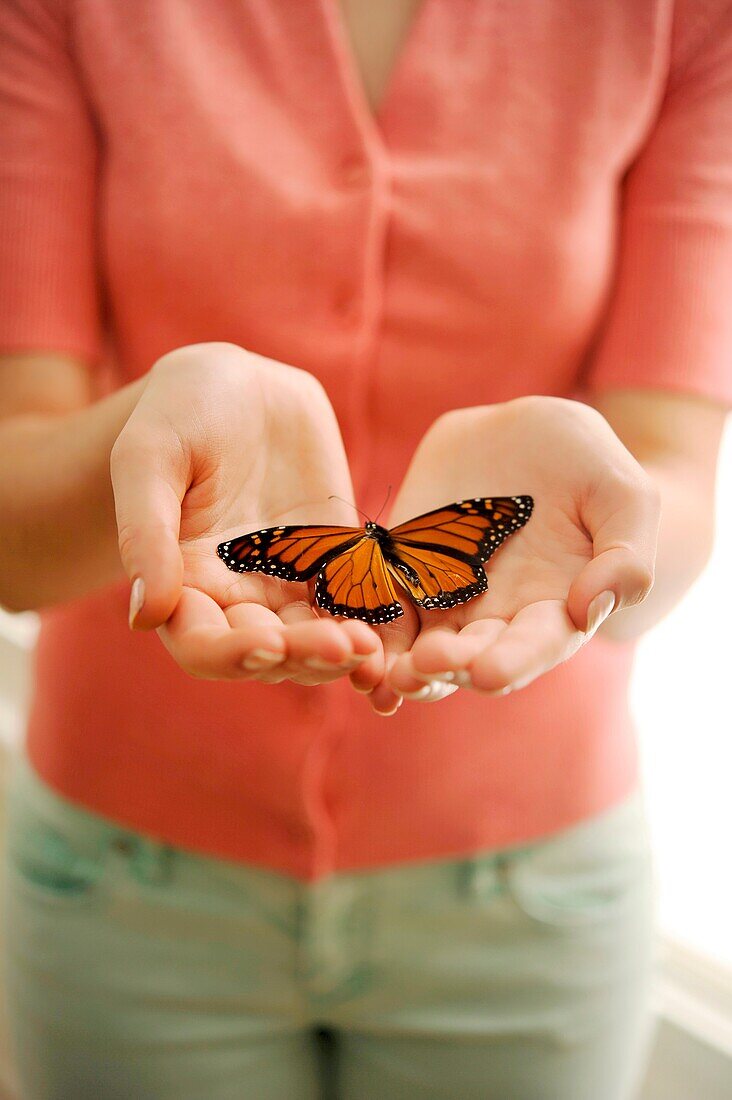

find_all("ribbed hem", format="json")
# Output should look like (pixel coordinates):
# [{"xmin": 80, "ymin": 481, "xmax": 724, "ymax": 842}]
[
  {"xmin": 0, "ymin": 168, "xmax": 101, "ymax": 366},
  {"xmin": 586, "ymin": 214, "xmax": 732, "ymax": 407}
]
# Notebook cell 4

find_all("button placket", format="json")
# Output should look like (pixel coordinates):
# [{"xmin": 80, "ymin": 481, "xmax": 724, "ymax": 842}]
[{"xmin": 339, "ymin": 154, "xmax": 370, "ymax": 188}]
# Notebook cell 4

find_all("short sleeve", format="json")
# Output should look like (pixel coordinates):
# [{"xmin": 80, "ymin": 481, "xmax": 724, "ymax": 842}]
[
  {"xmin": 585, "ymin": 0, "xmax": 732, "ymax": 407},
  {"xmin": 0, "ymin": 0, "xmax": 101, "ymax": 364}
]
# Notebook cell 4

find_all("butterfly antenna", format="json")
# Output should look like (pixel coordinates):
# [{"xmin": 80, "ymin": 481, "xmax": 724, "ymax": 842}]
[
  {"xmin": 374, "ymin": 485, "xmax": 392, "ymax": 524},
  {"xmin": 328, "ymin": 494, "xmax": 372, "ymax": 524}
]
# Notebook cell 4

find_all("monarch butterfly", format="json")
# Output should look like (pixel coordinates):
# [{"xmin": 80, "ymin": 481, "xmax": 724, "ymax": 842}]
[{"xmin": 217, "ymin": 496, "xmax": 534, "ymax": 625}]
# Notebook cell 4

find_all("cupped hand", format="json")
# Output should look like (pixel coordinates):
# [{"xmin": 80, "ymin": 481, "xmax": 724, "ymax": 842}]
[
  {"xmin": 110, "ymin": 343, "xmax": 382, "ymax": 686},
  {"xmin": 369, "ymin": 396, "xmax": 661, "ymax": 712}
]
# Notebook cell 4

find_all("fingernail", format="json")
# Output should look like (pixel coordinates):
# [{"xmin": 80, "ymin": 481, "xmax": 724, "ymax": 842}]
[
  {"xmin": 241, "ymin": 649, "xmax": 284, "ymax": 670},
  {"xmin": 586, "ymin": 590, "xmax": 616, "ymax": 635},
  {"xmin": 375, "ymin": 697, "xmax": 403, "ymax": 717},
  {"xmin": 486, "ymin": 685, "xmax": 512, "ymax": 697},
  {"xmin": 400, "ymin": 684, "xmax": 433, "ymax": 700},
  {"xmin": 128, "ymin": 577, "xmax": 145, "ymax": 628},
  {"xmin": 421, "ymin": 669, "xmax": 472, "ymax": 686},
  {"xmin": 304, "ymin": 656, "xmax": 348, "ymax": 672},
  {"xmin": 342, "ymin": 654, "xmax": 371, "ymax": 671},
  {"xmin": 352, "ymin": 682, "xmax": 374, "ymax": 694},
  {"xmin": 401, "ymin": 683, "xmax": 459, "ymax": 702}
]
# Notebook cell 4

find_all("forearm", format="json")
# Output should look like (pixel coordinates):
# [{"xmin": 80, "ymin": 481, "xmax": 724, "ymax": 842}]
[
  {"xmin": 0, "ymin": 378, "xmax": 145, "ymax": 611},
  {"xmin": 598, "ymin": 454, "xmax": 718, "ymax": 642}
]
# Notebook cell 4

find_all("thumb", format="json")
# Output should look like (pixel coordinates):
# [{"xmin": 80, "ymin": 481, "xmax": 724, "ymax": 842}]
[
  {"xmin": 567, "ymin": 479, "xmax": 660, "ymax": 634},
  {"xmin": 110, "ymin": 430, "xmax": 186, "ymax": 630}
]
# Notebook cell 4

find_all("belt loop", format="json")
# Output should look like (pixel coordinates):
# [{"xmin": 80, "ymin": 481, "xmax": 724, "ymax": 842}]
[
  {"xmin": 460, "ymin": 853, "xmax": 500, "ymax": 902},
  {"xmin": 130, "ymin": 839, "xmax": 174, "ymax": 885}
]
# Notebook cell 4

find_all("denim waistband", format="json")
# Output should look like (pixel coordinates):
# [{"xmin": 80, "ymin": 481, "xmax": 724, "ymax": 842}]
[{"xmin": 6, "ymin": 749, "xmax": 647, "ymax": 898}]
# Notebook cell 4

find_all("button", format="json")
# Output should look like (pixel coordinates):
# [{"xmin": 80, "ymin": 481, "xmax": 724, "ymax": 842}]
[
  {"xmin": 289, "ymin": 818, "xmax": 316, "ymax": 842},
  {"xmin": 332, "ymin": 287, "xmax": 359, "ymax": 322},
  {"xmin": 110, "ymin": 835, "xmax": 135, "ymax": 856},
  {"xmin": 340, "ymin": 156, "xmax": 369, "ymax": 188}
]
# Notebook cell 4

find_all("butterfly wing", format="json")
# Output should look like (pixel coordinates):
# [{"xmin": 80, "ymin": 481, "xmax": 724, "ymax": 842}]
[
  {"xmin": 315, "ymin": 537, "xmax": 404, "ymax": 625},
  {"xmin": 386, "ymin": 495, "xmax": 533, "ymax": 610},
  {"xmin": 217, "ymin": 524, "xmax": 364, "ymax": 582}
]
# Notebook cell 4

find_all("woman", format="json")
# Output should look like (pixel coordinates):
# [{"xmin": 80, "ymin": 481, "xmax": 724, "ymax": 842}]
[{"xmin": 0, "ymin": 1, "xmax": 730, "ymax": 1097}]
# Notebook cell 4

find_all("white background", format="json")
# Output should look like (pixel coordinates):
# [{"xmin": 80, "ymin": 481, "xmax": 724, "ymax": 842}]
[{"xmin": 634, "ymin": 419, "xmax": 732, "ymax": 970}]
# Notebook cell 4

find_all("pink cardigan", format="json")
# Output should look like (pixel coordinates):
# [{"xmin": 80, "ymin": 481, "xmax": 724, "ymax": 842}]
[{"xmin": 1, "ymin": 0, "xmax": 731, "ymax": 879}]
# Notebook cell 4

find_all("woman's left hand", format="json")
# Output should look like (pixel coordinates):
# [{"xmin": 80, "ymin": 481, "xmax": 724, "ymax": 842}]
[{"xmin": 367, "ymin": 396, "xmax": 661, "ymax": 713}]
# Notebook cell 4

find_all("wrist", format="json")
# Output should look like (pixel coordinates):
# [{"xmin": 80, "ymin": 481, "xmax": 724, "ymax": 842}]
[
  {"xmin": 597, "ymin": 460, "xmax": 711, "ymax": 643},
  {"xmin": 0, "ymin": 376, "xmax": 147, "ymax": 612}
]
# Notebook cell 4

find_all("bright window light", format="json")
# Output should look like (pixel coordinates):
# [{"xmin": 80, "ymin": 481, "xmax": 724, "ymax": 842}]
[{"xmin": 633, "ymin": 419, "xmax": 732, "ymax": 969}]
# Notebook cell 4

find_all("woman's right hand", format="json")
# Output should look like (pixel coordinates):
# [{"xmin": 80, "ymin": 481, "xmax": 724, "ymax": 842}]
[{"xmin": 110, "ymin": 343, "xmax": 383, "ymax": 686}]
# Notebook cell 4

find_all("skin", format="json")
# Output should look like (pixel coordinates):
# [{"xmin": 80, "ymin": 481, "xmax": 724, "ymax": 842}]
[
  {"xmin": 112, "ymin": 346, "xmax": 382, "ymax": 685},
  {"xmin": 373, "ymin": 393, "xmax": 724, "ymax": 713},
  {"xmin": 0, "ymin": 2, "xmax": 727, "ymax": 711},
  {"xmin": 0, "ymin": 343, "xmax": 726, "ymax": 720},
  {"xmin": 0, "ymin": 346, "xmax": 382, "ymax": 686}
]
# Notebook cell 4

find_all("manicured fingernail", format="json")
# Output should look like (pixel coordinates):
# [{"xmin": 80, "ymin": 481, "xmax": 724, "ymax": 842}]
[
  {"xmin": 401, "ymin": 682, "xmax": 459, "ymax": 702},
  {"xmin": 486, "ymin": 685, "xmax": 512, "ymax": 697},
  {"xmin": 400, "ymin": 684, "xmax": 433, "ymax": 700},
  {"xmin": 304, "ymin": 656, "xmax": 349, "ymax": 672},
  {"xmin": 422, "ymin": 669, "xmax": 472, "ymax": 686},
  {"xmin": 352, "ymin": 682, "xmax": 374, "ymax": 694},
  {"xmin": 341, "ymin": 654, "xmax": 371, "ymax": 671},
  {"xmin": 241, "ymin": 649, "xmax": 284, "ymax": 670},
  {"xmin": 128, "ymin": 577, "xmax": 145, "ymax": 628},
  {"xmin": 586, "ymin": 590, "xmax": 616, "ymax": 635},
  {"xmin": 375, "ymin": 697, "xmax": 403, "ymax": 717}
]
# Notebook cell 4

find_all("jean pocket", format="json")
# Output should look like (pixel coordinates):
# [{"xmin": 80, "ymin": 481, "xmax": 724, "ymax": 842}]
[
  {"xmin": 4, "ymin": 767, "xmax": 108, "ymax": 906},
  {"xmin": 7, "ymin": 821, "xmax": 105, "ymax": 905},
  {"xmin": 498, "ymin": 798, "xmax": 654, "ymax": 929}
]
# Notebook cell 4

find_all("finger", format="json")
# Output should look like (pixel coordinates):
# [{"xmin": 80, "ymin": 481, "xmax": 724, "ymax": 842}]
[
  {"xmin": 339, "ymin": 620, "xmax": 384, "ymax": 693},
  {"xmin": 111, "ymin": 432, "xmax": 186, "ymax": 631},
  {"xmin": 349, "ymin": 646, "xmax": 386, "ymax": 695},
  {"xmin": 159, "ymin": 587, "xmax": 286, "ymax": 679},
  {"xmin": 468, "ymin": 600, "xmax": 583, "ymax": 694},
  {"xmin": 388, "ymin": 626, "xmax": 461, "ymax": 697},
  {"xmin": 338, "ymin": 619, "xmax": 382, "ymax": 660},
  {"xmin": 390, "ymin": 678, "xmax": 460, "ymax": 704},
  {"xmin": 285, "ymin": 618, "xmax": 356, "ymax": 670},
  {"xmin": 367, "ymin": 613, "xmax": 419, "ymax": 716},
  {"xmin": 278, "ymin": 600, "xmax": 353, "ymax": 678},
  {"xmin": 567, "ymin": 477, "xmax": 660, "ymax": 633},
  {"xmin": 398, "ymin": 619, "xmax": 508, "ymax": 690},
  {"xmin": 223, "ymin": 603, "xmax": 290, "ymax": 672}
]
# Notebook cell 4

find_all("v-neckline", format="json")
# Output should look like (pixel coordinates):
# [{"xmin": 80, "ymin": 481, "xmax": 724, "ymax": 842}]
[{"xmin": 317, "ymin": 0, "xmax": 432, "ymax": 150}]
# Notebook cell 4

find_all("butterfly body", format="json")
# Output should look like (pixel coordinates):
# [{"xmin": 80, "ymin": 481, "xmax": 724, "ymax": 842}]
[{"xmin": 217, "ymin": 496, "xmax": 534, "ymax": 625}]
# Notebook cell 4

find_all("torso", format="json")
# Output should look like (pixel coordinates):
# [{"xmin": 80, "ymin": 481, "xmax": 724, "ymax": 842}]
[{"xmin": 29, "ymin": 0, "xmax": 675, "ymax": 877}]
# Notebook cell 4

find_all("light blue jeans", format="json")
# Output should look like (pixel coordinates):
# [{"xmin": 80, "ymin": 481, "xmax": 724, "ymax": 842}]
[{"xmin": 2, "ymin": 754, "xmax": 655, "ymax": 1099}]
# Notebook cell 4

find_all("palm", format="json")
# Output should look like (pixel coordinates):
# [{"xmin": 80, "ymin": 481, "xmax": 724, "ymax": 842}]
[
  {"xmin": 377, "ymin": 398, "xmax": 656, "ymax": 707},
  {"xmin": 178, "ymin": 483, "xmax": 359, "ymax": 642},
  {"xmin": 115, "ymin": 346, "xmax": 383, "ymax": 683}
]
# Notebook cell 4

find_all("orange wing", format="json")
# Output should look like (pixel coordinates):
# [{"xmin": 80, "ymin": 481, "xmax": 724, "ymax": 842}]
[
  {"xmin": 386, "ymin": 496, "xmax": 533, "ymax": 610},
  {"xmin": 217, "ymin": 524, "xmax": 364, "ymax": 581},
  {"xmin": 314, "ymin": 537, "xmax": 404, "ymax": 625}
]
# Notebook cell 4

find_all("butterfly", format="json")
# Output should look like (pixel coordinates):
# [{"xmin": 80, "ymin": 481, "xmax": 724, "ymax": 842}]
[{"xmin": 217, "ymin": 496, "xmax": 534, "ymax": 625}]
